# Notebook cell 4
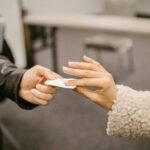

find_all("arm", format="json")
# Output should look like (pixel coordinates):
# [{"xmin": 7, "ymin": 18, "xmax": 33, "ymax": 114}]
[
  {"xmin": 107, "ymin": 85, "xmax": 150, "ymax": 139},
  {"xmin": 63, "ymin": 55, "xmax": 150, "ymax": 139},
  {"xmin": 0, "ymin": 56, "xmax": 59, "ymax": 109},
  {"xmin": 0, "ymin": 55, "xmax": 25, "ymax": 103}
]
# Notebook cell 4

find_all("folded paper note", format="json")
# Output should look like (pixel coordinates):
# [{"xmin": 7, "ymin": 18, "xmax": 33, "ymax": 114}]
[{"xmin": 45, "ymin": 78, "xmax": 76, "ymax": 89}]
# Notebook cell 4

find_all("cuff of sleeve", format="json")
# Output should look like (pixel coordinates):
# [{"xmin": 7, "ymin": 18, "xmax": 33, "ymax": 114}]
[
  {"xmin": 106, "ymin": 85, "xmax": 150, "ymax": 139},
  {"xmin": 4, "ymin": 68, "xmax": 37, "ymax": 110}
]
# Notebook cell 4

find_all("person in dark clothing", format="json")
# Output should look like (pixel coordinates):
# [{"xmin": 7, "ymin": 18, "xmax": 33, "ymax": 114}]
[
  {"xmin": 0, "ymin": 15, "xmax": 59, "ymax": 109},
  {"xmin": 0, "ymin": 55, "xmax": 59, "ymax": 109},
  {"xmin": 1, "ymin": 40, "xmax": 15, "ymax": 63}
]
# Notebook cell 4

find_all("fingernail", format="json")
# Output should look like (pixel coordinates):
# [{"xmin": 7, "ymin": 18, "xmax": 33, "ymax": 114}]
[
  {"xmin": 68, "ymin": 62, "xmax": 74, "ymax": 66},
  {"xmin": 36, "ymin": 84, "xmax": 41, "ymax": 88},
  {"xmin": 31, "ymin": 88, "xmax": 35, "ymax": 93},
  {"xmin": 62, "ymin": 66, "xmax": 68, "ymax": 71},
  {"xmin": 64, "ymin": 80, "xmax": 71, "ymax": 85},
  {"xmin": 83, "ymin": 55, "xmax": 88, "ymax": 59},
  {"xmin": 65, "ymin": 80, "xmax": 75, "ymax": 86}
]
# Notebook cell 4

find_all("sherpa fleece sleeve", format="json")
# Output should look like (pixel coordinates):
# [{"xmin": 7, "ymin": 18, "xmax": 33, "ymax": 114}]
[{"xmin": 107, "ymin": 85, "xmax": 150, "ymax": 139}]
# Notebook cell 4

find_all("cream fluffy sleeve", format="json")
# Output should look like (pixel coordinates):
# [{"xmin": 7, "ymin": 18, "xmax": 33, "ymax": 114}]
[{"xmin": 107, "ymin": 85, "xmax": 150, "ymax": 139}]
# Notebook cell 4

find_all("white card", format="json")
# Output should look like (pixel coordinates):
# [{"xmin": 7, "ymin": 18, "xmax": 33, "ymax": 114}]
[{"xmin": 45, "ymin": 78, "xmax": 76, "ymax": 89}]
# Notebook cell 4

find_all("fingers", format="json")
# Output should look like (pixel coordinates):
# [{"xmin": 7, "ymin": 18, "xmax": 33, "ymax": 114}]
[
  {"xmin": 75, "ymin": 86, "xmax": 98, "ymax": 102},
  {"xmin": 83, "ymin": 55, "xmax": 100, "ymax": 65},
  {"xmin": 63, "ymin": 66, "xmax": 104, "ymax": 78},
  {"xmin": 68, "ymin": 62, "xmax": 101, "ymax": 71},
  {"xmin": 31, "ymin": 83, "xmax": 58, "ymax": 105},
  {"xmin": 36, "ymin": 84, "xmax": 57, "ymax": 94},
  {"xmin": 83, "ymin": 55, "xmax": 107, "ymax": 72},
  {"xmin": 63, "ymin": 56, "xmax": 108, "ymax": 78},
  {"xmin": 30, "ymin": 96, "xmax": 50, "ymax": 105},
  {"xmin": 31, "ymin": 89, "xmax": 53, "ymax": 102},
  {"xmin": 65, "ymin": 77, "xmax": 110, "ymax": 89},
  {"xmin": 34, "ymin": 65, "xmax": 58, "ymax": 80}
]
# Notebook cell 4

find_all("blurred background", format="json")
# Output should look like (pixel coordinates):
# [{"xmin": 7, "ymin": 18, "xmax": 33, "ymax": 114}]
[{"xmin": 1, "ymin": 0, "xmax": 150, "ymax": 149}]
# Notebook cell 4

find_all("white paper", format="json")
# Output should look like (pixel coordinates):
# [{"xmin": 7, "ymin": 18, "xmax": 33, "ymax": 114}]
[{"xmin": 45, "ymin": 78, "xmax": 76, "ymax": 89}]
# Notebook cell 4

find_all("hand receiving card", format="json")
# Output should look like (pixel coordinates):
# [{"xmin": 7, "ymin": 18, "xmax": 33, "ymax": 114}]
[{"xmin": 45, "ymin": 78, "xmax": 76, "ymax": 89}]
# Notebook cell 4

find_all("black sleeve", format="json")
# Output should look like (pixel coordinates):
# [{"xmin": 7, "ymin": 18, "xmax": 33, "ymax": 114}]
[
  {"xmin": 1, "ymin": 40, "xmax": 15, "ymax": 63},
  {"xmin": 0, "ymin": 55, "xmax": 37, "ymax": 109}
]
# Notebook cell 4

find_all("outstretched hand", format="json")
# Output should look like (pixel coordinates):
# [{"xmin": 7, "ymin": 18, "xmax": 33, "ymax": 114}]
[
  {"xmin": 19, "ymin": 65, "xmax": 60, "ymax": 106},
  {"xmin": 63, "ymin": 56, "xmax": 117, "ymax": 110}
]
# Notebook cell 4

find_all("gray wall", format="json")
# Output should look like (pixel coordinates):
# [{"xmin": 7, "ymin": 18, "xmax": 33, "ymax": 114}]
[{"xmin": 0, "ymin": 0, "xmax": 104, "ymax": 67}]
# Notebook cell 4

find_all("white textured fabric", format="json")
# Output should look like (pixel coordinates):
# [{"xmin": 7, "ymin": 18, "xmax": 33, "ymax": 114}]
[{"xmin": 107, "ymin": 85, "xmax": 150, "ymax": 139}]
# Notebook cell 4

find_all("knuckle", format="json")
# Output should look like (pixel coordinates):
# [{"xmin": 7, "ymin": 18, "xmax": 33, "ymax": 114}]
[
  {"xmin": 92, "ymin": 64, "xmax": 98, "ymax": 70},
  {"xmin": 46, "ymin": 69, "xmax": 52, "ymax": 73},
  {"xmin": 105, "ymin": 76, "xmax": 112, "ymax": 83},
  {"xmin": 34, "ymin": 65, "xmax": 42, "ymax": 69},
  {"xmin": 33, "ymin": 65, "xmax": 43, "ymax": 72},
  {"xmin": 107, "ymin": 73, "xmax": 113, "ymax": 79},
  {"xmin": 94, "ymin": 64, "xmax": 101, "ymax": 71},
  {"xmin": 88, "ymin": 63, "xmax": 94, "ymax": 69},
  {"xmin": 102, "ymin": 76, "xmax": 112, "ymax": 88},
  {"xmin": 95, "ymin": 63, "xmax": 100, "ymax": 67}
]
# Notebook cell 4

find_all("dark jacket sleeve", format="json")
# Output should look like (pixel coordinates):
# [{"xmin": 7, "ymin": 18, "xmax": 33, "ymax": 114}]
[
  {"xmin": 1, "ymin": 40, "xmax": 15, "ymax": 63},
  {"xmin": 0, "ymin": 55, "xmax": 37, "ymax": 109}
]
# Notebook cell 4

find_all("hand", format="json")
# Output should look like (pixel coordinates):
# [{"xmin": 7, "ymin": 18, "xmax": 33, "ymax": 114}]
[
  {"xmin": 63, "ymin": 56, "xmax": 117, "ymax": 110},
  {"xmin": 19, "ymin": 65, "xmax": 60, "ymax": 106}
]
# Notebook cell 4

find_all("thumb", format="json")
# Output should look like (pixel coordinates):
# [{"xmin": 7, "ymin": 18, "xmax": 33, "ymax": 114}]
[
  {"xmin": 75, "ymin": 87, "xmax": 97, "ymax": 103},
  {"xmin": 35, "ymin": 65, "xmax": 56, "ymax": 80},
  {"xmin": 52, "ymin": 72, "xmax": 63, "ymax": 79}
]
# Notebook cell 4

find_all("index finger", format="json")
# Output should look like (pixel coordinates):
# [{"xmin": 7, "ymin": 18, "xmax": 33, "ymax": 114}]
[
  {"xmin": 35, "ymin": 65, "xmax": 56, "ymax": 80},
  {"xmin": 83, "ymin": 55, "xmax": 107, "ymax": 72},
  {"xmin": 65, "ymin": 78, "xmax": 109, "ymax": 89}
]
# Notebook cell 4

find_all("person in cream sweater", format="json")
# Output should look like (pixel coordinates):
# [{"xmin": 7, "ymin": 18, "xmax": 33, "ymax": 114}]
[{"xmin": 63, "ymin": 55, "xmax": 150, "ymax": 139}]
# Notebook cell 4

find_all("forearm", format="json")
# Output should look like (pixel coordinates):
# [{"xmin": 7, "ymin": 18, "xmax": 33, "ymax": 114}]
[
  {"xmin": 107, "ymin": 85, "xmax": 150, "ymax": 139},
  {"xmin": 0, "ymin": 56, "xmax": 37, "ymax": 109}
]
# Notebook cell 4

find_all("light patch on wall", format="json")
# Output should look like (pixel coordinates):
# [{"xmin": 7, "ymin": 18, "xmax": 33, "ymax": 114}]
[{"xmin": 0, "ymin": 0, "xmax": 26, "ymax": 67}]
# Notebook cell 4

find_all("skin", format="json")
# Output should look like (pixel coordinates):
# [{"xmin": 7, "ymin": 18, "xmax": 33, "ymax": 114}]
[
  {"xmin": 19, "ymin": 65, "xmax": 60, "ymax": 106},
  {"xmin": 63, "ymin": 56, "xmax": 117, "ymax": 110}
]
